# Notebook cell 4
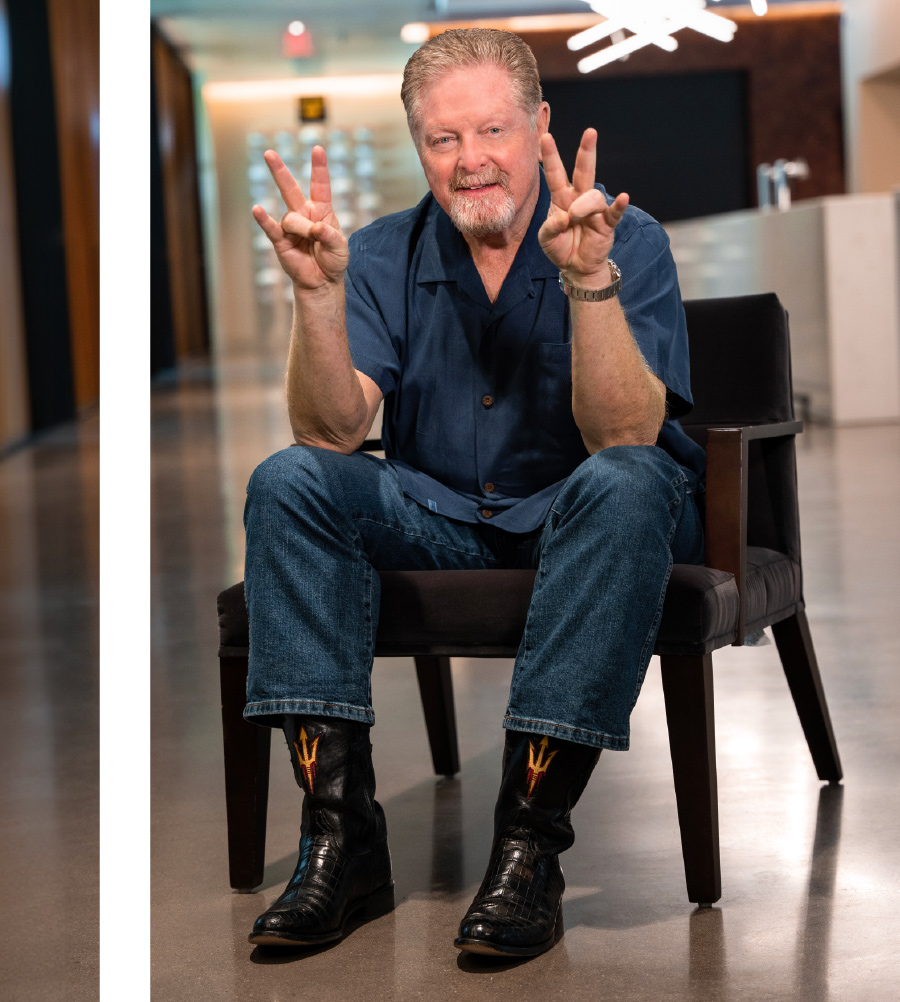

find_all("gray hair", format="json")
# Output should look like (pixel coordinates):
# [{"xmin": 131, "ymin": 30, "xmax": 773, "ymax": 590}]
[{"xmin": 401, "ymin": 28, "xmax": 543, "ymax": 144}]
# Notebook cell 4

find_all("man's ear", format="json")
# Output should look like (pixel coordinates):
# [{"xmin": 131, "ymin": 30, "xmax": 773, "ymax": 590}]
[{"xmin": 536, "ymin": 102, "xmax": 550, "ymax": 160}]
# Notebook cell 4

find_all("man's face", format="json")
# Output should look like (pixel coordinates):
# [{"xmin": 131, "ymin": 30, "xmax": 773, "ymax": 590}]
[{"xmin": 415, "ymin": 64, "xmax": 549, "ymax": 241}]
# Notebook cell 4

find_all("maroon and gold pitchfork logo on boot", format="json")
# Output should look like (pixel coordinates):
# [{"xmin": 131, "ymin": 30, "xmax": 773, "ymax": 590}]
[
  {"xmin": 526, "ymin": 736, "xmax": 558, "ymax": 798},
  {"xmin": 293, "ymin": 727, "xmax": 320, "ymax": 793}
]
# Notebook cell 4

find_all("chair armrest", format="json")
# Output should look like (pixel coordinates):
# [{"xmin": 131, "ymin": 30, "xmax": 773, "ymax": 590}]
[{"xmin": 704, "ymin": 421, "xmax": 802, "ymax": 645}]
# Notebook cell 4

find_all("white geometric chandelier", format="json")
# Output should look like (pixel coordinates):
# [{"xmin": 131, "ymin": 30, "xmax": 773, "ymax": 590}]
[{"xmin": 569, "ymin": 0, "xmax": 768, "ymax": 73}]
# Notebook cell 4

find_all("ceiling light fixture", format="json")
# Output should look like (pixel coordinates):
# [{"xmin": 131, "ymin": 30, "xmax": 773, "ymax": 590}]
[
  {"xmin": 400, "ymin": 22, "xmax": 430, "ymax": 44},
  {"xmin": 571, "ymin": 0, "xmax": 743, "ymax": 73}
]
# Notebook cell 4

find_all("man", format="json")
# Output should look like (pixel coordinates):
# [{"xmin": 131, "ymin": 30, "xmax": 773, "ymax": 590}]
[{"xmin": 243, "ymin": 28, "xmax": 705, "ymax": 958}]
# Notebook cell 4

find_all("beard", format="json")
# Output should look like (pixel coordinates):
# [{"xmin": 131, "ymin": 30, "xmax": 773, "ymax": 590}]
[{"xmin": 447, "ymin": 167, "xmax": 516, "ymax": 238}]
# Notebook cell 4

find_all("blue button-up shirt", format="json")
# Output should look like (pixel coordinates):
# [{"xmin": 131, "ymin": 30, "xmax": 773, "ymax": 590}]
[{"xmin": 345, "ymin": 171, "xmax": 704, "ymax": 533}]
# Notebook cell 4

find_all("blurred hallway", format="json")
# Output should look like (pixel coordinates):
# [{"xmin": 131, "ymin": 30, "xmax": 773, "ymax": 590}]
[
  {"xmin": 151, "ymin": 360, "xmax": 900, "ymax": 1001},
  {"xmin": 0, "ymin": 416, "xmax": 99, "ymax": 1001}
]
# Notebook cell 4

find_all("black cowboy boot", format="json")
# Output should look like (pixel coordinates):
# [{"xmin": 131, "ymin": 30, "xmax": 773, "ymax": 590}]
[
  {"xmin": 249, "ymin": 716, "xmax": 393, "ymax": 947},
  {"xmin": 455, "ymin": 729, "xmax": 601, "ymax": 957}
]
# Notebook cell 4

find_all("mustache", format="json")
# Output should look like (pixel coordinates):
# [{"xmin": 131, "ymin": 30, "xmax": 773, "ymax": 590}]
[{"xmin": 449, "ymin": 168, "xmax": 510, "ymax": 193}]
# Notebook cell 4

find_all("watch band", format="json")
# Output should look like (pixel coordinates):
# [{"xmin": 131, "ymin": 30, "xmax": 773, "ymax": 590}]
[{"xmin": 559, "ymin": 259, "xmax": 622, "ymax": 301}]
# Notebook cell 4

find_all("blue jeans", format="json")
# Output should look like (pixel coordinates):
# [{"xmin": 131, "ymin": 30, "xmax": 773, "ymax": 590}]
[{"xmin": 243, "ymin": 446, "xmax": 704, "ymax": 751}]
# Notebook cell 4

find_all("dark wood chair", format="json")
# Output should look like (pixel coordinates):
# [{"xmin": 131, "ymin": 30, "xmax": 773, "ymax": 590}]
[{"xmin": 217, "ymin": 292, "xmax": 842, "ymax": 904}]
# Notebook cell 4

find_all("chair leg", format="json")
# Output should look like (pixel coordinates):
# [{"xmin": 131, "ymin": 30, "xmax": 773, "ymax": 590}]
[
  {"xmin": 219, "ymin": 655, "xmax": 270, "ymax": 891},
  {"xmin": 660, "ymin": 653, "xmax": 722, "ymax": 906},
  {"xmin": 414, "ymin": 655, "xmax": 460, "ymax": 776},
  {"xmin": 771, "ymin": 610, "xmax": 843, "ymax": 783}
]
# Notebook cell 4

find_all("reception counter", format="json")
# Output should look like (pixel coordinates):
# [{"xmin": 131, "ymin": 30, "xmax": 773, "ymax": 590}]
[{"xmin": 664, "ymin": 193, "xmax": 900, "ymax": 426}]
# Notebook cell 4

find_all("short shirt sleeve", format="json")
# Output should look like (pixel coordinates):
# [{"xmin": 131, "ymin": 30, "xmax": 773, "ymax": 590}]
[
  {"xmin": 612, "ymin": 215, "xmax": 694, "ymax": 417},
  {"xmin": 344, "ymin": 227, "xmax": 402, "ymax": 400}
]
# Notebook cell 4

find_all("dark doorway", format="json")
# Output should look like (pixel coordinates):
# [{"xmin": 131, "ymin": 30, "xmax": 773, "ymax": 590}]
[{"xmin": 542, "ymin": 70, "xmax": 750, "ymax": 223}]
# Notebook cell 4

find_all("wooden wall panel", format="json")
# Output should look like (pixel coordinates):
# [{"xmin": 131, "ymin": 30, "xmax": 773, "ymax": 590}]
[
  {"xmin": 152, "ymin": 27, "xmax": 210, "ymax": 360},
  {"xmin": 46, "ymin": 0, "xmax": 99, "ymax": 409},
  {"xmin": 0, "ymin": 0, "xmax": 30, "ymax": 450},
  {"xmin": 519, "ymin": 11, "xmax": 845, "ymax": 204}
]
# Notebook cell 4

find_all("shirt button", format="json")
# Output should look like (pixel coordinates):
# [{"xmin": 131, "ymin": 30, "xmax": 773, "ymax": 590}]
[
  {"xmin": 481, "ymin": 509, "xmax": 492, "ymax": 518},
  {"xmin": 482, "ymin": 395, "xmax": 494, "ymax": 408},
  {"xmin": 484, "ymin": 482, "xmax": 495, "ymax": 493}
]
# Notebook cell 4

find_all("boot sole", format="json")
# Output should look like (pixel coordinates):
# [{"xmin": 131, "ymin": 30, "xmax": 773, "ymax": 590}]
[
  {"xmin": 454, "ymin": 909, "xmax": 564, "ymax": 958},
  {"xmin": 248, "ymin": 881, "xmax": 395, "ymax": 948}
]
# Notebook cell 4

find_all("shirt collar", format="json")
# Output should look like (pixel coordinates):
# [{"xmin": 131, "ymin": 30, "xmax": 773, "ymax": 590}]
[{"xmin": 417, "ymin": 167, "xmax": 558, "ymax": 285}]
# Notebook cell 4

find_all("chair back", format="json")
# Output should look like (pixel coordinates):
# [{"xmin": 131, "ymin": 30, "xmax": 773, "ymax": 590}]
[
  {"xmin": 682, "ymin": 293, "xmax": 801, "ymax": 566},
  {"xmin": 682, "ymin": 293, "xmax": 794, "ymax": 427}
]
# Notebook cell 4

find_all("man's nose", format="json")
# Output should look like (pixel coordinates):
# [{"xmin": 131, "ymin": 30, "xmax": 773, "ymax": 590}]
[{"xmin": 457, "ymin": 134, "xmax": 489, "ymax": 174}]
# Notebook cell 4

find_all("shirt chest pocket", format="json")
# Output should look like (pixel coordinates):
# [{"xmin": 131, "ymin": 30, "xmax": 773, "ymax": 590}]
[{"xmin": 522, "ymin": 342, "xmax": 582, "ymax": 438}]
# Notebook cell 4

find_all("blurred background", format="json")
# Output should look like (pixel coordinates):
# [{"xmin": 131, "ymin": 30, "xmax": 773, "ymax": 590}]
[
  {"xmin": 146, "ymin": 3, "xmax": 900, "ymax": 1001},
  {"xmin": 150, "ymin": 0, "xmax": 899, "ymax": 397},
  {"xmin": 0, "ymin": 1, "xmax": 98, "ymax": 1000}
]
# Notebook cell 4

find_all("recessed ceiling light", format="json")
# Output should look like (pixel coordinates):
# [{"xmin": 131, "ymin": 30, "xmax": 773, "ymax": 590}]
[{"xmin": 400, "ymin": 22, "xmax": 430, "ymax": 44}]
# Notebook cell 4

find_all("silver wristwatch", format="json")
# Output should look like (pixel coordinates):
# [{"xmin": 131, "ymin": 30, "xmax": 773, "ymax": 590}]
[{"xmin": 559, "ymin": 259, "xmax": 622, "ymax": 301}]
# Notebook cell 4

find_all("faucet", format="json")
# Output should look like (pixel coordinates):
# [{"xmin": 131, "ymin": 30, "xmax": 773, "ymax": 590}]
[{"xmin": 756, "ymin": 159, "xmax": 810, "ymax": 211}]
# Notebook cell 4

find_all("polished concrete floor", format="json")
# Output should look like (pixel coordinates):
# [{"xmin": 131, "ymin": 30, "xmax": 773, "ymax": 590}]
[
  {"xmin": 151, "ymin": 360, "xmax": 900, "ymax": 1001},
  {"xmin": 0, "ymin": 417, "xmax": 99, "ymax": 1001}
]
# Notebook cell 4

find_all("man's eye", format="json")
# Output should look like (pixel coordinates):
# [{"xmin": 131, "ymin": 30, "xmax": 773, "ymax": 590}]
[
  {"xmin": 488, "ymin": 128, "xmax": 501, "ymax": 134},
  {"xmin": 435, "ymin": 137, "xmax": 452, "ymax": 145}
]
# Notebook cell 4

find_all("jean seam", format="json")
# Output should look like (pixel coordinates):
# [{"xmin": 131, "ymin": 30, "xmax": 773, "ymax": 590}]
[
  {"xmin": 503, "ymin": 713, "xmax": 629, "ymax": 750},
  {"xmin": 245, "ymin": 698, "xmax": 374, "ymax": 714},
  {"xmin": 630, "ymin": 516, "xmax": 679, "ymax": 711},
  {"xmin": 353, "ymin": 516, "xmax": 497, "ymax": 563},
  {"xmin": 667, "ymin": 471, "xmax": 687, "ymax": 510},
  {"xmin": 329, "ymin": 482, "xmax": 378, "ymax": 687}
]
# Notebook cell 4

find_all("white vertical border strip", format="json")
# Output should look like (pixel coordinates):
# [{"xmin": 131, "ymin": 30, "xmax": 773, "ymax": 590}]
[{"xmin": 100, "ymin": 0, "xmax": 150, "ymax": 999}]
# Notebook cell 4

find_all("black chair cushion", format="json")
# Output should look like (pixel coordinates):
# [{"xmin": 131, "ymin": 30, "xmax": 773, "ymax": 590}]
[
  {"xmin": 742, "ymin": 546, "xmax": 803, "ymax": 637},
  {"xmin": 656, "ymin": 548, "xmax": 801, "ymax": 655},
  {"xmin": 217, "ymin": 546, "xmax": 802, "ymax": 661}
]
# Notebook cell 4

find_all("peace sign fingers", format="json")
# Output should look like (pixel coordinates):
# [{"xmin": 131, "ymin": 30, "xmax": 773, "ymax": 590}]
[
  {"xmin": 540, "ymin": 132, "xmax": 574, "ymax": 210},
  {"xmin": 263, "ymin": 149, "xmax": 308, "ymax": 213},
  {"xmin": 307, "ymin": 144, "xmax": 333, "ymax": 208},
  {"xmin": 570, "ymin": 127, "xmax": 598, "ymax": 197},
  {"xmin": 538, "ymin": 127, "xmax": 627, "ymax": 280},
  {"xmin": 253, "ymin": 147, "xmax": 348, "ymax": 289}
]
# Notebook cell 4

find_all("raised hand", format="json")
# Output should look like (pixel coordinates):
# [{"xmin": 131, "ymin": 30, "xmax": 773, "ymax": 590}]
[
  {"xmin": 251, "ymin": 146, "xmax": 349, "ymax": 291},
  {"xmin": 538, "ymin": 129, "xmax": 629, "ymax": 287}
]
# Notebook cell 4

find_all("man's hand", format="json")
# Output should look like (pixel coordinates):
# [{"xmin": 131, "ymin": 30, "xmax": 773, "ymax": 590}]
[
  {"xmin": 538, "ymin": 129, "xmax": 628, "ymax": 288},
  {"xmin": 252, "ymin": 147, "xmax": 349, "ymax": 291}
]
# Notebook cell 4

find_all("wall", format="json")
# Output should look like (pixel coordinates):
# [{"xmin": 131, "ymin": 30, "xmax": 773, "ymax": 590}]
[
  {"xmin": 46, "ymin": 0, "xmax": 99, "ymax": 410},
  {"xmin": 0, "ymin": 0, "xmax": 29, "ymax": 452},
  {"xmin": 858, "ymin": 66, "xmax": 900, "ymax": 193},
  {"xmin": 46, "ymin": 0, "xmax": 98, "ymax": 410},
  {"xmin": 4, "ymin": 0, "xmax": 74, "ymax": 433},
  {"xmin": 842, "ymin": 0, "xmax": 900, "ymax": 192},
  {"xmin": 153, "ymin": 26, "xmax": 210, "ymax": 362}
]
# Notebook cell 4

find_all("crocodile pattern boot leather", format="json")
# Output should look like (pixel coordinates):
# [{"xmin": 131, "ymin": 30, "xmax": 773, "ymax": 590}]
[
  {"xmin": 455, "ymin": 730, "xmax": 601, "ymax": 957},
  {"xmin": 249, "ymin": 716, "xmax": 393, "ymax": 947}
]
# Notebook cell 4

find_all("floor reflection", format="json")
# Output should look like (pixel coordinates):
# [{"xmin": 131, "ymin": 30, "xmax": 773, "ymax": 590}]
[
  {"xmin": 0, "ymin": 417, "xmax": 99, "ymax": 1002},
  {"xmin": 794, "ymin": 783, "xmax": 844, "ymax": 1001},
  {"xmin": 683, "ymin": 783, "xmax": 844, "ymax": 1001}
]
